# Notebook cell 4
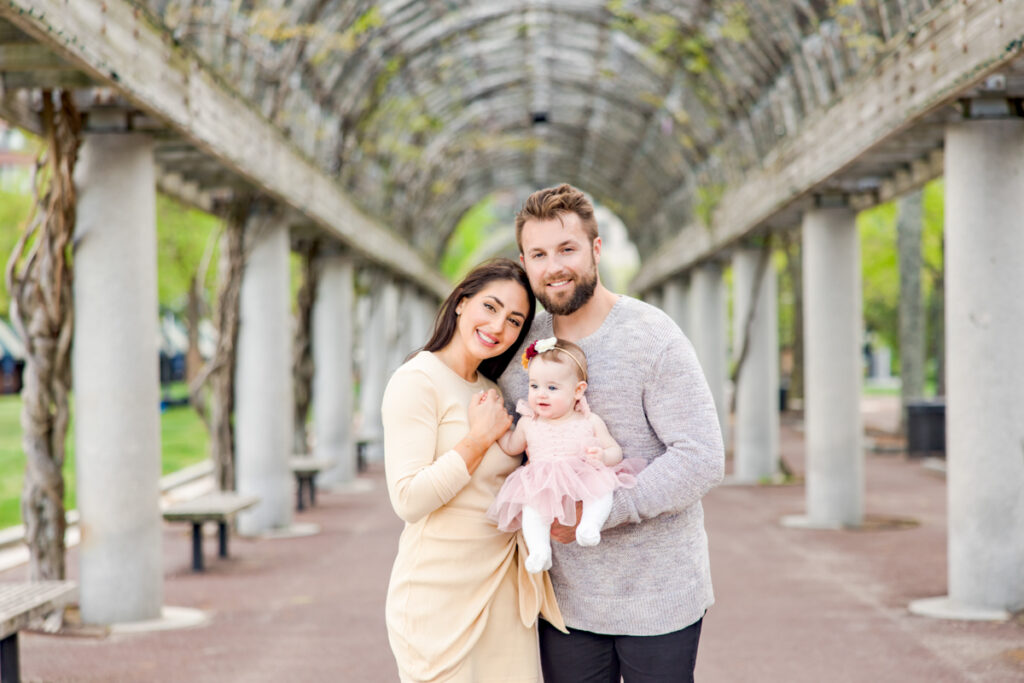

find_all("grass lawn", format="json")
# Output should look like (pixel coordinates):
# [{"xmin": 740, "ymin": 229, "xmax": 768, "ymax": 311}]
[
  {"xmin": 0, "ymin": 383, "xmax": 209, "ymax": 530},
  {"xmin": 862, "ymin": 379, "xmax": 940, "ymax": 398}
]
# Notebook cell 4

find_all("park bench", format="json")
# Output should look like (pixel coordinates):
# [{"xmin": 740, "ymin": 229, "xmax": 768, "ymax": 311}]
[
  {"xmin": 289, "ymin": 456, "xmax": 333, "ymax": 511},
  {"xmin": 0, "ymin": 581, "xmax": 76, "ymax": 683},
  {"xmin": 356, "ymin": 437, "xmax": 379, "ymax": 473},
  {"xmin": 162, "ymin": 493, "xmax": 259, "ymax": 572}
]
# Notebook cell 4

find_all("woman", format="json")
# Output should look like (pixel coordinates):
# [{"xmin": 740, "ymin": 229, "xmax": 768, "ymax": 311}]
[{"xmin": 382, "ymin": 258, "xmax": 564, "ymax": 683}]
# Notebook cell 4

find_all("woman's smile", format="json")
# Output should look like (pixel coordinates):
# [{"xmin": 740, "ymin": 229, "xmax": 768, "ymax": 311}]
[{"xmin": 475, "ymin": 329, "xmax": 500, "ymax": 348}]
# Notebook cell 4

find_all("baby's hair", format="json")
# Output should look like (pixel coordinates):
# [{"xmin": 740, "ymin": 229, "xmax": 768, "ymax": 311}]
[{"xmin": 536, "ymin": 339, "xmax": 588, "ymax": 382}]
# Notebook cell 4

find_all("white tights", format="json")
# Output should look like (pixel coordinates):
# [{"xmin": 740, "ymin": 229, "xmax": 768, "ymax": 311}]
[{"xmin": 520, "ymin": 492, "xmax": 614, "ymax": 574}]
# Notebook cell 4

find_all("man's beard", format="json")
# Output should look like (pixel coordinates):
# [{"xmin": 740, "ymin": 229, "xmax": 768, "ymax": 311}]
[{"xmin": 536, "ymin": 266, "xmax": 598, "ymax": 316}]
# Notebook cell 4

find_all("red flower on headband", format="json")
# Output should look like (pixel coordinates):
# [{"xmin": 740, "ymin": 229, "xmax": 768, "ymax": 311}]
[
  {"xmin": 521, "ymin": 340, "xmax": 540, "ymax": 369},
  {"xmin": 521, "ymin": 337, "xmax": 557, "ymax": 369}
]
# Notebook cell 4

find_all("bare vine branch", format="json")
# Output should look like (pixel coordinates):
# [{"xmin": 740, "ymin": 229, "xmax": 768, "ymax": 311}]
[{"xmin": 4, "ymin": 91, "xmax": 80, "ymax": 581}]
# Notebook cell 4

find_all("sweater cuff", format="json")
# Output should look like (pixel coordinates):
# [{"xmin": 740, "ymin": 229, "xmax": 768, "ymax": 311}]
[
  {"xmin": 429, "ymin": 449, "xmax": 472, "ymax": 502},
  {"xmin": 604, "ymin": 490, "xmax": 632, "ymax": 530}
]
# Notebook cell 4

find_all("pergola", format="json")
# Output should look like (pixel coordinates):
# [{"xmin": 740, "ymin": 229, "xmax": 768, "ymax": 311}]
[{"xmin": 1, "ymin": 0, "xmax": 1021, "ymax": 627}]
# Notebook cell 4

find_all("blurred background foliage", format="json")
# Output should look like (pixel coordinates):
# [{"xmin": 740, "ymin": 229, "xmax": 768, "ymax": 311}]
[{"xmin": 857, "ymin": 178, "xmax": 944, "ymax": 365}]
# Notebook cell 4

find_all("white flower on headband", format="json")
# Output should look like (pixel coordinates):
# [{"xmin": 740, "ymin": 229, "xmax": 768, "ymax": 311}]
[{"xmin": 534, "ymin": 337, "xmax": 557, "ymax": 353}]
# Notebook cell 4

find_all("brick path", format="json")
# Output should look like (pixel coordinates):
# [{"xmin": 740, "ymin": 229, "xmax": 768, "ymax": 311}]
[{"xmin": 5, "ymin": 397, "xmax": 1023, "ymax": 682}]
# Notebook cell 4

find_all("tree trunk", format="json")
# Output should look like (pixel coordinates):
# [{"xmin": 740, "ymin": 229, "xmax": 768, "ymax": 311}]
[
  {"xmin": 208, "ymin": 204, "xmax": 247, "ymax": 491},
  {"xmin": 185, "ymin": 274, "xmax": 203, "ymax": 384},
  {"xmin": 3, "ymin": 91, "xmax": 79, "ymax": 581},
  {"xmin": 292, "ymin": 245, "xmax": 319, "ymax": 454},
  {"xmin": 781, "ymin": 231, "xmax": 804, "ymax": 403},
  {"xmin": 897, "ymin": 189, "xmax": 925, "ymax": 431},
  {"xmin": 929, "ymin": 242, "xmax": 946, "ymax": 397}
]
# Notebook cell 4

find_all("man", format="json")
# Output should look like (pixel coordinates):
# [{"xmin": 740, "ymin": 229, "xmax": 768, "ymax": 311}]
[{"xmin": 498, "ymin": 184, "xmax": 724, "ymax": 682}]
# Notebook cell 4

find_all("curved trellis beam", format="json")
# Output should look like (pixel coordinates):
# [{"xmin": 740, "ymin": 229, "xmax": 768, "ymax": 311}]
[
  {"xmin": 0, "ymin": 0, "xmax": 450, "ymax": 298},
  {"xmin": 633, "ymin": 0, "xmax": 1024, "ymax": 291}
]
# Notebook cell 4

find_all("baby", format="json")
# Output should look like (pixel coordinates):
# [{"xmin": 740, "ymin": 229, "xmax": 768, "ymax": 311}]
[{"xmin": 487, "ymin": 337, "xmax": 643, "ymax": 574}]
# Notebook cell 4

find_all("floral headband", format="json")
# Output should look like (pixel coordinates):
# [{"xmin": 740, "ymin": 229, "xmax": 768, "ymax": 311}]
[{"xmin": 521, "ymin": 337, "xmax": 587, "ymax": 381}]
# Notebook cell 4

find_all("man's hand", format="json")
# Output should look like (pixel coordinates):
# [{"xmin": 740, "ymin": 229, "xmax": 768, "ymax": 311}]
[{"xmin": 550, "ymin": 501, "xmax": 584, "ymax": 543}]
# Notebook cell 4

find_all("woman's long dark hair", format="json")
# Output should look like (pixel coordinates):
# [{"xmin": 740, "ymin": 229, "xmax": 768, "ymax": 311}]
[{"xmin": 422, "ymin": 258, "xmax": 536, "ymax": 381}]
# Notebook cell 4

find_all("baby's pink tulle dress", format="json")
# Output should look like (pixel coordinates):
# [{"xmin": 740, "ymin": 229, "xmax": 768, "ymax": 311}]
[{"xmin": 487, "ymin": 399, "xmax": 645, "ymax": 532}]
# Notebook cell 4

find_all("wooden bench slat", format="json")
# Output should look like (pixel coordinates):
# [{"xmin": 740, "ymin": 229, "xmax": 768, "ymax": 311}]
[
  {"xmin": 288, "ymin": 458, "xmax": 332, "ymax": 474},
  {"xmin": 0, "ymin": 582, "xmax": 77, "ymax": 640},
  {"xmin": 162, "ymin": 493, "xmax": 259, "ymax": 522}
]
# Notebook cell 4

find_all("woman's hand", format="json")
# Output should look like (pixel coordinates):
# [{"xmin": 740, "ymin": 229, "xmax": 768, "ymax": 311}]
[
  {"xmin": 456, "ymin": 389, "xmax": 512, "ymax": 474},
  {"xmin": 467, "ymin": 389, "xmax": 513, "ymax": 444}
]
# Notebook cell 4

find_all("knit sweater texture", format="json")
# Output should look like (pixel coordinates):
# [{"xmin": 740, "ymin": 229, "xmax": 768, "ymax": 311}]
[{"xmin": 498, "ymin": 295, "xmax": 724, "ymax": 635}]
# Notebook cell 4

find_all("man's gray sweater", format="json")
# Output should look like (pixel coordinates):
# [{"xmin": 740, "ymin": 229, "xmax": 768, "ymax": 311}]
[{"xmin": 498, "ymin": 296, "xmax": 724, "ymax": 635}]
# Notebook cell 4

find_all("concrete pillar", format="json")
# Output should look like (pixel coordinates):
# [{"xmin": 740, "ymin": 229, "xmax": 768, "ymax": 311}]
[
  {"xmin": 357, "ymin": 275, "xmax": 392, "ymax": 462},
  {"xmin": 785, "ymin": 206, "xmax": 863, "ymax": 529},
  {"xmin": 390, "ymin": 284, "xmax": 416, "ymax": 373},
  {"xmin": 662, "ymin": 277, "xmax": 690, "ymax": 335},
  {"xmin": 235, "ymin": 213, "xmax": 293, "ymax": 535},
  {"xmin": 732, "ymin": 247, "xmax": 780, "ymax": 483},
  {"xmin": 73, "ymin": 133, "xmax": 163, "ymax": 624},
  {"xmin": 690, "ymin": 262, "xmax": 728, "ymax": 446},
  {"xmin": 897, "ymin": 189, "xmax": 925, "ymax": 428},
  {"xmin": 312, "ymin": 254, "xmax": 356, "ymax": 487},
  {"xmin": 410, "ymin": 292, "xmax": 436, "ymax": 351},
  {"xmin": 911, "ymin": 119, "xmax": 1024, "ymax": 620}
]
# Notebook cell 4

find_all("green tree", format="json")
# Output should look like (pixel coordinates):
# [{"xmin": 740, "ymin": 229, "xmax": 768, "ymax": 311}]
[
  {"xmin": 0, "ymin": 190, "xmax": 34, "ymax": 318},
  {"xmin": 857, "ymin": 179, "xmax": 945, "ymax": 390},
  {"xmin": 858, "ymin": 201, "xmax": 900, "ymax": 350},
  {"xmin": 155, "ymin": 194, "xmax": 221, "ymax": 313},
  {"xmin": 921, "ymin": 179, "xmax": 945, "ymax": 394},
  {"xmin": 440, "ymin": 197, "xmax": 502, "ymax": 281}
]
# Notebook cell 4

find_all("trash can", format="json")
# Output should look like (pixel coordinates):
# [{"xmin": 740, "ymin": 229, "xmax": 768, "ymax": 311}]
[
  {"xmin": 0, "ymin": 355, "xmax": 23, "ymax": 395},
  {"xmin": 905, "ymin": 399, "xmax": 945, "ymax": 458}
]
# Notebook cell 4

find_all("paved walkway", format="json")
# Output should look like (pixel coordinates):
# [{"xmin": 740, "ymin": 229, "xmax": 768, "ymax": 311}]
[{"xmin": 5, "ymin": 397, "xmax": 1023, "ymax": 682}]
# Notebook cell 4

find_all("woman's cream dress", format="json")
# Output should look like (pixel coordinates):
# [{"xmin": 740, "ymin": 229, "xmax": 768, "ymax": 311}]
[{"xmin": 382, "ymin": 351, "xmax": 564, "ymax": 683}]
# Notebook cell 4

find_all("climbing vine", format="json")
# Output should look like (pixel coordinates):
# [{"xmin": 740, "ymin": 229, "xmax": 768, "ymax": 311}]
[{"xmin": 4, "ymin": 91, "xmax": 80, "ymax": 581}]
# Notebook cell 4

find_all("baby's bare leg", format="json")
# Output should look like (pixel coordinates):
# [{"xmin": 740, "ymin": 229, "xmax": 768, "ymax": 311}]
[
  {"xmin": 576, "ymin": 492, "xmax": 614, "ymax": 547},
  {"xmin": 521, "ymin": 506, "xmax": 552, "ymax": 574}
]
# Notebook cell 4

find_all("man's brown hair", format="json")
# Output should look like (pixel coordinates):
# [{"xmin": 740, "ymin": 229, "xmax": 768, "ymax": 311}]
[{"xmin": 515, "ymin": 184, "xmax": 599, "ymax": 252}]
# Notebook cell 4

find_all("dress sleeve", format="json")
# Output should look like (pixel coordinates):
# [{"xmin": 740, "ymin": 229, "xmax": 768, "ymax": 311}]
[{"xmin": 382, "ymin": 366, "xmax": 471, "ymax": 524}]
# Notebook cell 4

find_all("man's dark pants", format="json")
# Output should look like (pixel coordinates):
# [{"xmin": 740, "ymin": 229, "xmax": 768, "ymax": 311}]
[{"xmin": 538, "ymin": 617, "xmax": 703, "ymax": 683}]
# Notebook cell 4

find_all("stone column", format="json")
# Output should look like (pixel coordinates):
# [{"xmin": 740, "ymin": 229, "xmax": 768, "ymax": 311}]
[
  {"xmin": 73, "ymin": 133, "xmax": 163, "ymax": 624},
  {"xmin": 357, "ymin": 274, "xmax": 391, "ymax": 463},
  {"xmin": 235, "ymin": 212, "xmax": 293, "ymax": 535},
  {"xmin": 732, "ymin": 247, "xmax": 780, "ymax": 483},
  {"xmin": 911, "ymin": 118, "xmax": 1024, "ymax": 620},
  {"xmin": 897, "ymin": 189, "xmax": 925, "ymax": 429},
  {"xmin": 382, "ymin": 280, "xmax": 404, "ymax": 400},
  {"xmin": 411, "ymin": 292, "xmax": 437, "ymax": 351},
  {"xmin": 312, "ymin": 253, "xmax": 356, "ymax": 487},
  {"xmin": 390, "ymin": 284, "xmax": 416, "ymax": 373},
  {"xmin": 784, "ymin": 206, "xmax": 863, "ymax": 529},
  {"xmin": 690, "ymin": 262, "xmax": 728, "ymax": 446},
  {"xmin": 661, "ymin": 276, "xmax": 690, "ymax": 335}
]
